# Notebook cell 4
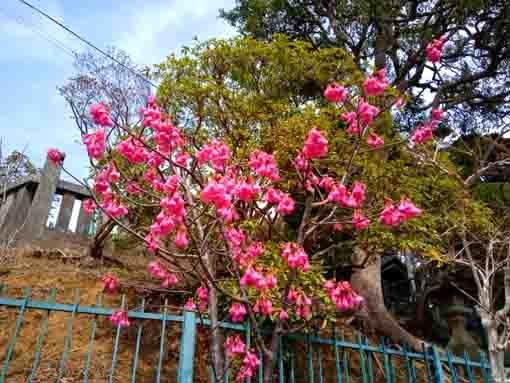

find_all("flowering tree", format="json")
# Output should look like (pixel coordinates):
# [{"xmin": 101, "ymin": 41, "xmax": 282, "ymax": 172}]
[{"xmin": 48, "ymin": 36, "xmax": 496, "ymax": 382}]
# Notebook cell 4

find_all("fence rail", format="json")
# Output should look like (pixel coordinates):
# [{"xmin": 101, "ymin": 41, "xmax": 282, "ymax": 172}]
[{"xmin": 0, "ymin": 285, "xmax": 492, "ymax": 383}]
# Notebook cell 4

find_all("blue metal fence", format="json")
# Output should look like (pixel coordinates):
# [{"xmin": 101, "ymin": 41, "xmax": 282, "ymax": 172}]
[{"xmin": 0, "ymin": 286, "xmax": 492, "ymax": 383}]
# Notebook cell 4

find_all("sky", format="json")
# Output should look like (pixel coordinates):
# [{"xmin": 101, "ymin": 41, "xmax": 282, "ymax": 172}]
[{"xmin": 0, "ymin": 0, "xmax": 236, "ymax": 181}]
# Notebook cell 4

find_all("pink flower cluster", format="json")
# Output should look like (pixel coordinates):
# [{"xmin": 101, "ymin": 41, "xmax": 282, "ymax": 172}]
[
  {"xmin": 324, "ymin": 83, "xmax": 348, "ymax": 103},
  {"xmin": 367, "ymin": 133, "xmax": 384, "ymax": 147},
  {"xmin": 249, "ymin": 150, "xmax": 280, "ymax": 180},
  {"xmin": 288, "ymin": 289, "xmax": 312, "ymax": 319},
  {"xmin": 47, "ymin": 148, "xmax": 64, "ymax": 166},
  {"xmin": 263, "ymin": 188, "xmax": 295, "ymax": 215},
  {"xmin": 102, "ymin": 273, "xmax": 119, "ymax": 293},
  {"xmin": 410, "ymin": 107, "xmax": 445, "ymax": 145},
  {"xmin": 352, "ymin": 210, "xmax": 371, "ymax": 229},
  {"xmin": 184, "ymin": 298, "xmax": 196, "ymax": 311},
  {"xmin": 148, "ymin": 260, "xmax": 178, "ymax": 288},
  {"xmin": 240, "ymin": 266, "xmax": 277, "ymax": 291},
  {"xmin": 303, "ymin": 128, "xmax": 328, "ymax": 159},
  {"xmin": 83, "ymin": 128, "xmax": 106, "ymax": 160},
  {"xmin": 281, "ymin": 243, "xmax": 310, "ymax": 272},
  {"xmin": 90, "ymin": 103, "xmax": 113, "ymax": 127},
  {"xmin": 363, "ymin": 68, "xmax": 389, "ymax": 97},
  {"xmin": 110, "ymin": 310, "xmax": 129, "ymax": 327},
  {"xmin": 117, "ymin": 137, "xmax": 149, "ymax": 164},
  {"xmin": 328, "ymin": 181, "xmax": 366, "ymax": 209},
  {"xmin": 237, "ymin": 350, "xmax": 260, "ymax": 382},
  {"xmin": 341, "ymin": 99, "xmax": 380, "ymax": 134},
  {"xmin": 379, "ymin": 198, "xmax": 422, "ymax": 226},
  {"xmin": 254, "ymin": 298, "xmax": 273, "ymax": 316},
  {"xmin": 196, "ymin": 286, "xmax": 208, "ymax": 311},
  {"xmin": 426, "ymin": 36, "xmax": 446, "ymax": 63},
  {"xmin": 225, "ymin": 335, "xmax": 246, "ymax": 358},
  {"xmin": 82, "ymin": 199, "xmax": 97, "ymax": 215},
  {"xmin": 229, "ymin": 303, "xmax": 247, "ymax": 322},
  {"xmin": 324, "ymin": 280, "xmax": 364, "ymax": 311},
  {"xmin": 197, "ymin": 140, "xmax": 230, "ymax": 172}
]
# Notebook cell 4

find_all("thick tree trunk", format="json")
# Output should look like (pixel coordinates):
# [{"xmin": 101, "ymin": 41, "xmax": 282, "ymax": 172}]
[
  {"xmin": 206, "ymin": 251, "xmax": 223, "ymax": 382},
  {"xmin": 485, "ymin": 319, "xmax": 505, "ymax": 383},
  {"xmin": 263, "ymin": 326, "xmax": 280, "ymax": 383},
  {"xmin": 350, "ymin": 247, "xmax": 425, "ymax": 351}
]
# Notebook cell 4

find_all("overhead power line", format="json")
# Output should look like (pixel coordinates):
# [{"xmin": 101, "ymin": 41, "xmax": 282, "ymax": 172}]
[
  {"xmin": 16, "ymin": 0, "xmax": 158, "ymax": 88},
  {"xmin": 0, "ymin": 6, "xmax": 76, "ymax": 59}
]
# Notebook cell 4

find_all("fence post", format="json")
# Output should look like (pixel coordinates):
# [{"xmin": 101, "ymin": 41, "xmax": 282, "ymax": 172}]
[
  {"xmin": 178, "ymin": 311, "xmax": 197, "ymax": 383},
  {"xmin": 429, "ymin": 345, "xmax": 445, "ymax": 383}
]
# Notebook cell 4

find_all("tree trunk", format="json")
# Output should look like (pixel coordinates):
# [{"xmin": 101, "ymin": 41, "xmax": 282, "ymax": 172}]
[
  {"xmin": 206, "ymin": 252, "xmax": 223, "ymax": 382},
  {"xmin": 350, "ymin": 247, "xmax": 425, "ymax": 351},
  {"xmin": 263, "ymin": 327, "xmax": 280, "ymax": 383}
]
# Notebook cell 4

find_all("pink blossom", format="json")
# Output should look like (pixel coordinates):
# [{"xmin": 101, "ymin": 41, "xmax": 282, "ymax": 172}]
[
  {"xmin": 333, "ymin": 223, "xmax": 343, "ymax": 231},
  {"xmin": 279, "ymin": 310, "xmax": 289, "ymax": 320},
  {"xmin": 83, "ymin": 128, "xmax": 106, "ymax": 160},
  {"xmin": 117, "ymin": 137, "xmax": 149, "ymax": 164},
  {"xmin": 363, "ymin": 68, "xmax": 389, "ymax": 97},
  {"xmin": 319, "ymin": 176, "xmax": 334, "ymax": 192},
  {"xmin": 367, "ymin": 133, "xmax": 384, "ymax": 147},
  {"xmin": 102, "ymin": 273, "xmax": 119, "ymax": 293},
  {"xmin": 144, "ymin": 234, "xmax": 160, "ymax": 253},
  {"xmin": 281, "ymin": 243, "xmax": 310, "ymax": 271},
  {"xmin": 197, "ymin": 286, "xmax": 209, "ymax": 301},
  {"xmin": 126, "ymin": 182, "xmax": 141, "ymax": 195},
  {"xmin": 90, "ymin": 103, "xmax": 113, "ymax": 127},
  {"xmin": 197, "ymin": 141, "xmax": 230, "ymax": 171},
  {"xmin": 294, "ymin": 153, "xmax": 310, "ymax": 171},
  {"xmin": 248, "ymin": 150, "xmax": 280, "ymax": 180},
  {"xmin": 110, "ymin": 310, "xmax": 129, "ymax": 327},
  {"xmin": 303, "ymin": 128, "xmax": 328, "ymax": 159},
  {"xmin": 326, "ymin": 280, "xmax": 364, "ymax": 311},
  {"xmin": 254, "ymin": 298, "xmax": 273, "ymax": 316},
  {"xmin": 103, "ymin": 200, "xmax": 128, "ymax": 219},
  {"xmin": 379, "ymin": 201, "xmax": 402, "ymax": 226},
  {"xmin": 184, "ymin": 298, "xmax": 196, "ymax": 311},
  {"xmin": 82, "ymin": 199, "xmax": 97, "ymax": 215},
  {"xmin": 351, "ymin": 181, "xmax": 366, "ymax": 207},
  {"xmin": 237, "ymin": 350, "xmax": 260, "ymax": 382},
  {"xmin": 430, "ymin": 108, "xmax": 445, "ymax": 128},
  {"xmin": 201, "ymin": 180, "xmax": 232, "ymax": 210},
  {"xmin": 341, "ymin": 111, "xmax": 359, "ymax": 134},
  {"xmin": 328, "ymin": 184, "xmax": 347, "ymax": 204},
  {"xmin": 324, "ymin": 83, "xmax": 348, "ymax": 103},
  {"xmin": 225, "ymin": 335, "xmax": 246, "ymax": 358},
  {"xmin": 358, "ymin": 99, "xmax": 380, "ymax": 127},
  {"xmin": 47, "ymin": 148, "xmax": 64, "ymax": 166},
  {"xmin": 352, "ymin": 210, "xmax": 370, "ymax": 229},
  {"xmin": 411, "ymin": 124, "xmax": 433, "ymax": 144},
  {"xmin": 235, "ymin": 179, "xmax": 261, "ymax": 202},
  {"xmin": 160, "ymin": 194, "xmax": 186, "ymax": 219},
  {"xmin": 288, "ymin": 289, "xmax": 299, "ymax": 302},
  {"xmin": 175, "ymin": 151, "xmax": 191, "ymax": 168},
  {"xmin": 246, "ymin": 242, "xmax": 264, "ymax": 260},
  {"xmin": 263, "ymin": 188, "xmax": 295, "ymax": 215},
  {"xmin": 398, "ymin": 198, "xmax": 422, "ymax": 220},
  {"xmin": 426, "ymin": 36, "xmax": 446, "ymax": 63},
  {"xmin": 175, "ymin": 227, "xmax": 189, "ymax": 248},
  {"xmin": 229, "ymin": 303, "xmax": 247, "ymax": 322},
  {"xmin": 161, "ymin": 273, "xmax": 178, "ymax": 288},
  {"xmin": 148, "ymin": 260, "xmax": 167, "ymax": 279},
  {"xmin": 163, "ymin": 175, "xmax": 180, "ymax": 195}
]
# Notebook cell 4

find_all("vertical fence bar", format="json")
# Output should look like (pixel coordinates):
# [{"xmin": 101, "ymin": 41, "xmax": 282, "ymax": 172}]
[
  {"xmin": 224, "ymin": 332, "xmax": 230, "ymax": 383},
  {"xmin": 246, "ymin": 325, "xmax": 251, "ymax": 383},
  {"xmin": 0, "ymin": 286, "xmax": 30, "ymax": 382},
  {"xmin": 333, "ymin": 329, "xmax": 342, "ymax": 383},
  {"xmin": 27, "ymin": 288, "xmax": 56, "ymax": 383},
  {"xmin": 343, "ymin": 351, "xmax": 350, "ymax": 383},
  {"xmin": 307, "ymin": 336, "xmax": 314, "ymax": 383},
  {"xmin": 177, "ymin": 309, "xmax": 197, "ymax": 383},
  {"xmin": 317, "ymin": 343, "xmax": 323, "ymax": 383},
  {"xmin": 364, "ymin": 337, "xmax": 373, "ymax": 383},
  {"xmin": 381, "ymin": 338, "xmax": 391, "ymax": 383},
  {"xmin": 290, "ymin": 351, "xmax": 295, "ymax": 383},
  {"xmin": 258, "ymin": 351, "xmax": 263, "ymax": 383},
  {"xmin": 430, "ymin": 345, "xmax": 445, "ymax": 383},
  {"xmin": 478, "ymin": 351, "xmax": 491, "ymax": 383},
  {"xmin": 130, "ymin": 297, "xmax": 145, "ymax": 383},
  {"xmin": 156, "ymin": 299, "xmax": 168, "ymax": 383},
  {"xmin": 357, "ymin": 335, "xmax": 368, "ymax": 383},
  {"xmin": 422, "ymin": 343, "xmax": 433, "ymax": 383},
  {"xmin": 445, "ymin": 348, "xmax": 458, "ymax": 383},
  {"xmin": 462, "ymin": 351, "xmax": 475, "ymax": 383},
  {"xmin": 108, "ymin": 294, "xmax": 126, "ymax": 383},
  {"xmin": 55, "ymin": 288, "xmax": 80, "ymax": 383},
  {"xmin": 83, "ymin": 293, "xmax": 102, "ymax": 383}
]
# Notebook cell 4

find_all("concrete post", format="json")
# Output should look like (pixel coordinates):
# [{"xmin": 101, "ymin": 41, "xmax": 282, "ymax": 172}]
[
  {"xmin": 76, "ymin": 201, "xmax": 93, "ymax": 235},
  {"xmin": 55, "ymin": 192, "xmax": 75, "ymax": 232},
  {"xmin": 23, "ymin": 155, "xmax": 63, "ymax": 239},
  {"xmin": 0, "ymin": 186, "xmax": 33, "ymax": 240}
]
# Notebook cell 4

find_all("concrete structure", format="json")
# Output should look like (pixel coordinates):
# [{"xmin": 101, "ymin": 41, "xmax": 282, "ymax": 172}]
[{"xmin": 0, "ymin": 155, "xmax": 94, "ymax": 247}]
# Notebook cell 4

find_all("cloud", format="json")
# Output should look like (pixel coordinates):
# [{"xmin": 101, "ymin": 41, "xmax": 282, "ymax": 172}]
[{"xmin": 117, "ymin": 0, "xmax": 236, "ymax": 65}]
